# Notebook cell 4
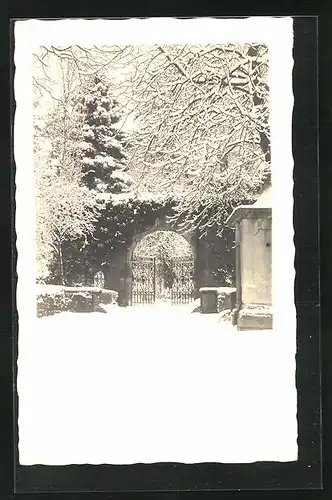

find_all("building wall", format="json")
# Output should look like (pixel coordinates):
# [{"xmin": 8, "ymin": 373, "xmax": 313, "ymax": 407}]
[{"xmin": 240, "ymin": 217, "xmax": 272, "ymax": 305}]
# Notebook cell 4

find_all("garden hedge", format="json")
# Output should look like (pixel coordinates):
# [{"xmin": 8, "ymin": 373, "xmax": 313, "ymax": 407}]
[{"xmin": 36, "ymin": 286, "xmax": 118, "ymax": 318}]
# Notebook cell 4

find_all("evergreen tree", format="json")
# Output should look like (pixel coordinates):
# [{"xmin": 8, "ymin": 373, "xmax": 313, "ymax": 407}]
[{"xmin": 79, "ymin": 76, "xmax": 133, "ymax": 194}]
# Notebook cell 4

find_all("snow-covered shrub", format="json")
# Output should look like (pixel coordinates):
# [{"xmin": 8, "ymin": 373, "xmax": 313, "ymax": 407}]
[
  {"xmin": 36, "ymin": 290, "xmax": 71, "ymax": 318},
  {"xmin": 100, "ymin": 289, "xmax": 118, "ymax": 305},
  {"xmin": 65, "ymin": 290, "xmax": 96, "ymax": 313},
  {"xmin": 37, "ymin": 286, "xmax": 118, "ymax": 317}
]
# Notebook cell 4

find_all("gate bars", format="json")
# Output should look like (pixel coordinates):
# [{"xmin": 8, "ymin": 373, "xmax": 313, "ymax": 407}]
[
  {"xmin": 131, "ymin": 256, "xmax": 194, "ymax": 306},
  {"xmin": 131, "ymin": 257, "xmax": 156, "ymax": 305}
]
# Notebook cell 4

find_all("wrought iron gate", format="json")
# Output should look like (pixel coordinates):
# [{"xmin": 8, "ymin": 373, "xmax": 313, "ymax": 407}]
[
  {"xmin": 131, "ymin": 257, "xmax": 156, "ymax": 305},
  {"xmin": 131, "ymin": 257, "xmax": 194, "ymax": 306},
  {"xmin": 171, "ymin": 258, "xmax": 195, "ymax": 305}
]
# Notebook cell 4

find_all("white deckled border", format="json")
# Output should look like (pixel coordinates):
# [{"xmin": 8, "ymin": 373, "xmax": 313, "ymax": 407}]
[{"xmin": 14, "ymin": 17, "xmax": 296, "ymax": 465}]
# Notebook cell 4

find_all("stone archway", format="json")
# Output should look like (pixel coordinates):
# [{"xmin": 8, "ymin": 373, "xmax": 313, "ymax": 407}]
[
  {"xmin": 118, "ymin": 215, "xmax": 197, "ymax": 306},
  {"xmin": 102, "ymin": 211, "xmax": 235, "ymax": 306},
  {"xmin": 129, "ymin": 229, "xmax": 195, "ymax": 306},
  {"xmin": 127, "ymin": 226, "xmax": 196, "ymax": 306}
]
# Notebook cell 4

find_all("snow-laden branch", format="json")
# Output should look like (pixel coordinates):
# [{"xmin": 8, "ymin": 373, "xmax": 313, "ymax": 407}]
[{"xmin": 33, "ymin": 42, "xmax": 270, "ymax": 234}]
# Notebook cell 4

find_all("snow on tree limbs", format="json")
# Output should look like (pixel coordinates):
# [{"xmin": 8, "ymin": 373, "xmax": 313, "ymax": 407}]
[
  {"xmin": 33, "ymin": 43, "xmax": 270, "ymax": 244},
  {"xmin": 33, "ymin": 63, "xmax": 133, "ymax": 283}
]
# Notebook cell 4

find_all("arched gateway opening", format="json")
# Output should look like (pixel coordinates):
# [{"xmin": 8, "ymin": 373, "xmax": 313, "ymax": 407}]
[{"xmin": 130, "ymin": 230, "xmax": 195, "ymax": 306}]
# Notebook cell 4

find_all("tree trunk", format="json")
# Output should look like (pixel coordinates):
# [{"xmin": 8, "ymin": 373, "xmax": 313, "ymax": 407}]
[
  {"xmin": 58, "ymin": 242, "xmax": 65, "ymax": 286},
  {"xmin": 259, "ymin": 130, "xmax": 271, "ymax": 164}
]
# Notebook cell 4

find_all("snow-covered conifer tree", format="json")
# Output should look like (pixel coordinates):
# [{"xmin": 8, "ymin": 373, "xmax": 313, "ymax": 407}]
[{"xmin": 79, "ymin": 77, "xmax": 133, "ymax": 195}]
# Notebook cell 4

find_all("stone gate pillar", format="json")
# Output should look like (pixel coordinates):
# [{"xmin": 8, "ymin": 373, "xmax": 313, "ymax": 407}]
[
  {"xmin": 226, "ymin": 188, "xmax": 272, "ymax": 330},
  {"xmin": 122, "ymin": 247, "xmax": 132, "ymax": 307}
]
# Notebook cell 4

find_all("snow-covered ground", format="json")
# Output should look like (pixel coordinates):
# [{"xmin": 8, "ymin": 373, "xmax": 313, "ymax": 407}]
[{"xmin": 17, "ymin": 301, "xmax": 298, "ymax": 465}]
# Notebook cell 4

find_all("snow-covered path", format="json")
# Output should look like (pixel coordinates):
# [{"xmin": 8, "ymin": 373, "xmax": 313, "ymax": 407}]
[{"xmin": 17, "ymin": 303, "xmax": 297, "ymax": 465}]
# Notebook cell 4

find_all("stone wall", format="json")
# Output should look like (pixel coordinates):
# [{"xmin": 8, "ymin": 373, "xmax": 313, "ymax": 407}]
[
  {"xmin": 103, "ymin": 250, "xmax": 128, "ymax": 305},
  {"xmin": 101, "ymin": 217, "xmax": 236, "ymax": 306}
]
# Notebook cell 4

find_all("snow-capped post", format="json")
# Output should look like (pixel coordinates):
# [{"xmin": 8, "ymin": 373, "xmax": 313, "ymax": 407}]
[
  {"xmin": 199, "ymin": 287, "xmax": 236, "ymax": 314},
  {"xmin": 226, "ymin": 186, "xmax": 272, "ymax": 330}
]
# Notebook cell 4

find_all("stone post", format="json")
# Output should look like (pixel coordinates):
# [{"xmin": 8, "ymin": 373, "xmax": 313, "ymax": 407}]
[{"xmin": 226, "ymin": 190, "xmax": 272, "ymax": 330}]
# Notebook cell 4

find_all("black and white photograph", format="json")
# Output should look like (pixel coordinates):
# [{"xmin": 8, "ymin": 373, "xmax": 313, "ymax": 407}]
[{"xmin": 14, "ymin": 17, "xmax": 297, "ymax": 471}]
